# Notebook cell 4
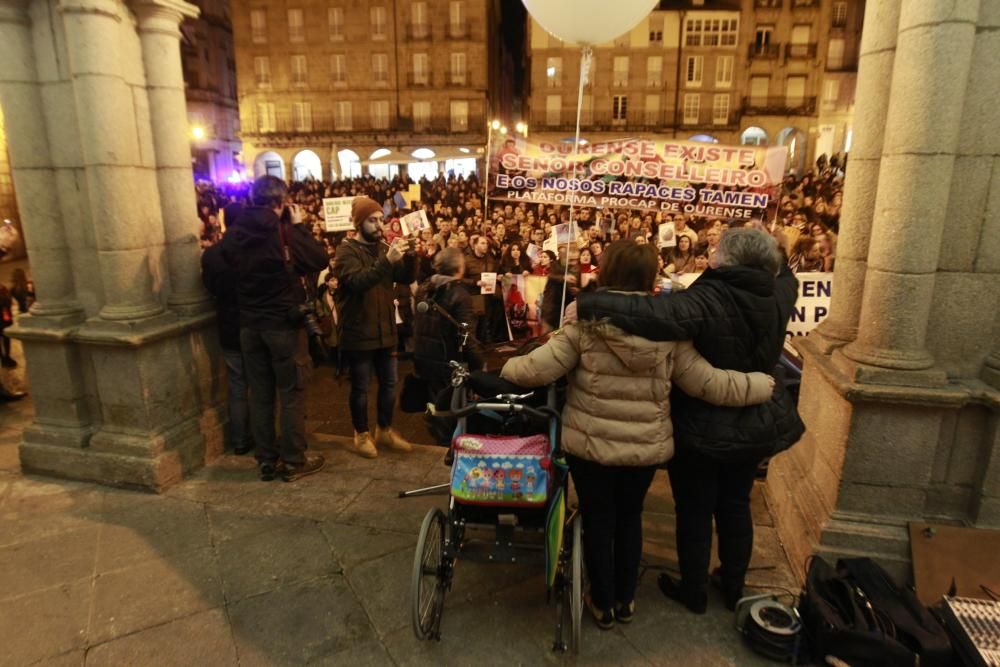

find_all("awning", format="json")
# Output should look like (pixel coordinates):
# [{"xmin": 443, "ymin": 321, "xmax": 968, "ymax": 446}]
[
  {"xmin": 359, "ymin": 150, "xmax": 415, "ymax": 165},
  {"xmin": 360, "ymin": 147, "xmax": 484, "ymax": 165}
]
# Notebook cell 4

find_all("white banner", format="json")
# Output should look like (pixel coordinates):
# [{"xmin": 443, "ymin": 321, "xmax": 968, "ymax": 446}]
[
  {"xmin": 786, "ymin": 272, "xmax": 832, "ymax": 338},
  {"xmin": 323, "ymin": 197, "xmax": 354, "ymax": 232}
]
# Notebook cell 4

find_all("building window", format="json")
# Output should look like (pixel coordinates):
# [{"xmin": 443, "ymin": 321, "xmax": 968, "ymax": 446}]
[
  {"xmin": 683, "ymin": 94, "xmax": 700, "ymax": 124},
  {"xmin": 823, "ymin": 78, "xmax": 839, "ymax": 108},
  {"xmin": 785, "ymin": 75, "xmax": 806, "ymax": 106},
  {"xmin": 288, "ymin": 9, "xmax": 304, "ymax": 42},
  {"xmin": 253, "ymin": 56, "xmax": 271, "ymax": 88},
  {"xmin": 372, "ymin": 53, "xmax": 388, "ymax": 85},
  {"xmin": 330, "ymin": 54, "xmax": 346, "ymax": 85},
  {"xmin": 328, "ymin": 7, "xmax": 344, "ymax": 41},
  {"xmin": 646, "ymin": 56, "xmax": 662, "ymax": 87},
  {"xmin": 450, "ymin": 100, "xmax": 468, "ymax": 132},
  {"xmin": 685, "ymin": 17, "xmax": 738, "ymax": 47},
  {"xmin": 371, "ymin": 101, "xmax": 389, "ymax": 130},
  {"xmin": 412, "ymin": 53, "xmax": 429, "ymax": 85},
  {"xmin": 753, "ymin": 25, "xmax": 774, "ymax": 54},
  {"xmin": 291, "ymin": 55, "xmax": 307, "ymax": 87},
  {"xmin": 827, "ymin": 38, "xmax": 845, "ymax": 69},
  {"xmin": 645, "ymin": 94, "xmax": 660, "ymax": 125},
  {"xmin": 250, "ymin": 9, "xmax": 266, "ymax": 44},
  {"xmin": 546, "ymin": 95, "xmax": 561, "ymax": 126},
  {"xmin": 293, "ymin": 102, "xmax": 312, "ymax": 131},
  {"xmin": 450, "ymin": 52, "xmax": 467, "ymax": 85},
  {"xmin": 612, "ymin": 95, "xmax": 628, "ymax": 121},
  {"xmin": 257, "ymin": 102, "xmax": 275, "ymax": 132},
  {"xmin": 613, "ymin": 56, "xmax": 629, "ymax": 88},
  {"xmin": 712, "ymin": 94, "xmax": 729, "ymax": 125},
  {"xmin": 685, "ymin": 55, "xmax": 703, "ymax": 87},
  {"xmin": 832, "ymin": 1, "xmax": 847, "ymax": 27},
  {"xmin": 716, "ymin": 55, "xmax": 733, "ymax": 87},
  {"xmin": 750, "ymin": 75, "xmax": 769, "ymax": 103},
  {"xmin": 449, "ymin": 1, "xmax": 466, "ymax": 37},
  {"xmin": 371, "ymin": 6, "xmax": 387, "ymax": 40},
  {"xmin": 546, "ymin": 57, "xmax": 562, "ymax": 87},
  {"xmin": 334, "ymin": 101, "xmax": 352, "ymax": 130},
  {"xmin": 412, "ymin": 1, "xmax": 429, "ymax": 37},
  {"xmin": 413, "ymin": 101, "xmax": 431, "ymax": 131},
  {"xmin": 649, "ymin": 15, "xmax": 663, "ymax": 43}
]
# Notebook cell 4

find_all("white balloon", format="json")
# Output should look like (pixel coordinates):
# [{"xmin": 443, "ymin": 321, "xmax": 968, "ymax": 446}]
[{"xmin": 522, "ymin": 0, "xmax": 660, "ymax": 46}]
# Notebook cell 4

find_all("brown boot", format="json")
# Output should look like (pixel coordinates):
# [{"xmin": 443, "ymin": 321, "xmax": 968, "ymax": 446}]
[
  {"xmin": 374, "ymin": 426, "xmax": 414, "ymax": 453},
  {"xmin": 352, "ymin": 431, "xmax": 378, "ymax": 459}
]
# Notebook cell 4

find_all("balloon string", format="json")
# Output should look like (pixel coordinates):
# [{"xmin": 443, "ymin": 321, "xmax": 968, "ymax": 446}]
[{"xmin": 559, "ymin": 46, "xmax": 592, "ymax": 330}]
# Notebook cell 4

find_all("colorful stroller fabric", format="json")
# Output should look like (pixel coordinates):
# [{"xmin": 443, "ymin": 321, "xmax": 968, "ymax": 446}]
[{"xmin": 450, "ymin": 434, "xmax": 551, "ymax": 507}]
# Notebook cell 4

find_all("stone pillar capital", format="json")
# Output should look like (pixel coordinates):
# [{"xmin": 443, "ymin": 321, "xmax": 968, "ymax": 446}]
[
  {"xmin": 57, "ymin": 0, "xmax": 122, "ymax": 21},
  {"xmin": 130, "ymin": 0, "xmax": 198, "ymax": 37},
  {"xmin": 0, "ymin": 1, "xmax": 30, "ymax": 26}
]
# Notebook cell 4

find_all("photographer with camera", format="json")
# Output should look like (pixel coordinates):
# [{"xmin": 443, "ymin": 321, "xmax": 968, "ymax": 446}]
[
  {"xmin": 333, "ymin": 196, "xmax": 417, "ymax": 458},
  {"xmin": 220, "ymin": 176, "xmax": 329, "ymax": 482}
]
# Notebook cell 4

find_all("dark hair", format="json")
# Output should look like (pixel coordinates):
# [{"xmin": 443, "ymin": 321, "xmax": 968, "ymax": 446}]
[
  {"xmin": 599, "ymin": 240, "xmax": 657, "ymax": 292},
  {"xmin": 252, "ymin": 175, "xmax": 287, "ymax": 208}
]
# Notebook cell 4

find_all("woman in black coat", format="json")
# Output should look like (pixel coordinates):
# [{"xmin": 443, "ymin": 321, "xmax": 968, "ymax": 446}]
[{"xmin": 574, "ymin": 228, "xmax": 803, "ymax": 614}]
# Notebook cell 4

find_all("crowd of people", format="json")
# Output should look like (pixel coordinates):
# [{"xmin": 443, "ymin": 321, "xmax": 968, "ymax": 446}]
[{"xmin": 195, "ymin": 154, "xmax": 845, "ymax": 355}]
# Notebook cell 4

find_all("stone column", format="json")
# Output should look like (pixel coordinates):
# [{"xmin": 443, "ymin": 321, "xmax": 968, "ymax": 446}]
[
  {"xmin": 841, "ymin": 0, "xmax": 980, "ymax": 379},
  {"xmin": 0, "ymin": 0, "xmax": 82, "ymax": 323},
  {"xmin": 811, "ymin": 0, "xmax": 901, "ymax": 351},
  {"xmin": 132, "ymin": 0, "xmax": 211, "ymax": 314},
  {"xmin": 58, "ymin": 0, "xmax": 165, "ymax": 322}
]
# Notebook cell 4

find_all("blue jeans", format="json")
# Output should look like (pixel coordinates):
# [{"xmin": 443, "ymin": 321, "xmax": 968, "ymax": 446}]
[
  {"xmin": 240, "ymin": 328, "xmax": 310, "ymax": 465},
  {"xmin": 222, "ymin": 348, "xmax": 251, "ymax": 451},
  {"xmin": 346, "ymin": 347, "xmax": 397, "ymax": 433}
]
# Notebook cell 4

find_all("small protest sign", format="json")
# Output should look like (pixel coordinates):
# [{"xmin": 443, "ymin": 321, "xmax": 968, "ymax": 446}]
[
  {"xmin": 657, "ymin": 222, "xmax": 676, "ymax": 248},
  {"xmin": 323, "ymin": 197, "xmax": 354, "ymax": 232},
  {"xmin": 400, "ymin": 209, "xmax": 431, "ymax": 237},
  {"xmin": 480, "ymin": 272, "xmax": 497, "ymax": 295}
]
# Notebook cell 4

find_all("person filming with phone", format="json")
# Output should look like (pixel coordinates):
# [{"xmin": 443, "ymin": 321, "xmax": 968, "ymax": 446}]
[
  {"xmin": 333, "ymin": 196, "xmax": 417, "ymax": 459},
  {"xmin": 220, "ymin": 175, "xmax": 329, "ymax": 482}
]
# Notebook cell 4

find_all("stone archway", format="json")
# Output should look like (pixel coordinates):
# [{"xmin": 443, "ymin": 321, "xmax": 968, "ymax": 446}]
[
  {"xmin": 253, "ymin": 151, "xmax": 285, "ymax": 179},
  {"xmin": 740, "ymin": 126, "xmax": 769, "ymax": 146},
  {"xmin": 336, "ymin": 149, "xmax": 361, "ymax": 179},
  {"xmin": 407, "ymin": 147, "xmax": 438, "ymax": 180},
  {"xmin": 367, "ymin": 148, "xmax": 398, "ymax": 180},
  {"xmin": 776, "ymin": 127, "xmax": 807, "ymax": 174},
  {"xmin": 688, "ymin": 134, "xmax": 720, "ymax": 143},
  {"xmin": 291, "ymin": 149, "xmax": 322, "ymax": 181}
]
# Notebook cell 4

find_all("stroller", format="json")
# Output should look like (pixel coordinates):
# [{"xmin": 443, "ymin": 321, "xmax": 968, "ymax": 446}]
[{"xmin": 408, "ymin": 362, "xmax": 585, "ymax": 653}]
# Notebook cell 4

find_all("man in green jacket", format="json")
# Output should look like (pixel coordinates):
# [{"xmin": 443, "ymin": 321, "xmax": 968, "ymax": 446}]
[{"xmin": 334, "ymin": 196, "xmax": 417, "ymax": 457}]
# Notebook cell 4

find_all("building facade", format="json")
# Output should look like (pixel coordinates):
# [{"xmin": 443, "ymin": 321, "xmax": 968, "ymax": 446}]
[
  {"xmin": 182, "ymin": 0, "xmax": 243, "ymax": 182},
  {"xmin": 230, "ymin": 0, "xmax": 497, "ymax": 182},
  {"xmin": 527, "ymin": 0, "xmax": 864, "ymax": 172}
]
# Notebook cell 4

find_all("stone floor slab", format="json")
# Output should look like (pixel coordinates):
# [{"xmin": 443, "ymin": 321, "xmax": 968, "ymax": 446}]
[
  {"xmin": 214, "ymin": 473, "xmax": 371, "ymax": 523},
  {"xmin": 89, "ymin": 546, "xmax": 224, "ymax": 644},
  {"xmin": 96, "ymin": 498, "xmax": 212, "ymax": 572},
  {"xmin": 216, "ymin": 522, "xmax": 341, "ymax": 602},
  {"xmin": 311, "ymin": 436, "xmax": 446, "ymax": 486},
  {"xmin": 319, "ymin": 522, "xmax": 417, "ymax": 569},
  {"xmin": 335, "ymin": 478, "xmax": 448, "ymax": 534},
  {"xmin": 84, "ymin": 608, "xmax": 237, "ymax": 667},
  {"xmin": 228, "ymin": 577, "xmax": 375, "ymax": 665},
  {"xmin": 0, "ymin": 580, "xmax": 90, "ymax": 665},
  {"xmin": 0, "ymin": 526, "xmax": 98, "ymax": 601}
]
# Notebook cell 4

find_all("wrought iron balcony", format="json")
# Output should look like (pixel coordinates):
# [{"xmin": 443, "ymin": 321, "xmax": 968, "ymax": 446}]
[
  {"xmin": 741, "ymin": 96, "xmax": 817, "ymax": 116},
  {"xmin": 749, "ymin": 43, "xmax": 782, "ymax": 60},
  {"xmin": 785, "ymin": 43, "xmax": 818, "ymax": 60}
]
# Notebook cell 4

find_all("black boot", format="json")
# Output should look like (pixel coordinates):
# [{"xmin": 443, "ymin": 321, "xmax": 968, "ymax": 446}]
[
  {"xmin": 657, "ymin": 573, "xmax": 707, "ymax": 614},
  {"xmin": 710, "ymin": 567, "xmax": 744, "ymax": 611}
]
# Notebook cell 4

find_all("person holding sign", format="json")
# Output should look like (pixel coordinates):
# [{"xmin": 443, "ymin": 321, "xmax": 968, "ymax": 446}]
[
  {"xmin": 463, "ymin": 234, "xmax": 504, "ymax": 344},
  {"xmin": 333, "ymin": 196, "xmax": 416, "ymax": 458}
]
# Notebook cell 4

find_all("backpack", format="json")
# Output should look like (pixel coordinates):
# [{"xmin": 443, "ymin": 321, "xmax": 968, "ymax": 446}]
[{"xmin": 799, "ymin": 556, "xmax": 952, "ymax": 667}]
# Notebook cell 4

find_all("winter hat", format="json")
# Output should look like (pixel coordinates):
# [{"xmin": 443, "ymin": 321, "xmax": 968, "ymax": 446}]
[{"xmin": 351, "ymin": 196, "xmax": 383, "ymax": 229}]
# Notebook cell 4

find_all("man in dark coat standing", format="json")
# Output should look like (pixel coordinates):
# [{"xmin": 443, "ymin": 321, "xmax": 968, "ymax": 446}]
[
  {"xmin": 574, "ymin": 228, "xmax": 803, "ymax": 614},
  {"xmin": 334, "ymin": 196, "xmax": 417, "ymax": 458},
  {"xmin": 220, "ymin": 177, "xmax": 329, "ymax": 482}
]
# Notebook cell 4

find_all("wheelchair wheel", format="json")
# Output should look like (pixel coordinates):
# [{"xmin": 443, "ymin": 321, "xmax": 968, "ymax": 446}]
[
  {"xmin": 570, "ymin": 513, "xmax": 583, "ymax": 654},
  {"xmin": 411, "ymin": 507, "xmax": 447, "ymax": 640}
]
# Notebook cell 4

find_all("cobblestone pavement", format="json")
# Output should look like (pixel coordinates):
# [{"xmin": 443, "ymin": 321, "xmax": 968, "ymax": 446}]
[{"xmin": 0, "ymin": 353, "xmax": 796, "ymax": 666}]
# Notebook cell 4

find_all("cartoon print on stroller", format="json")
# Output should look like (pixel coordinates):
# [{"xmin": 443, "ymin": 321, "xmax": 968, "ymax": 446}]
[{"xmin": 408, "ymin": 361, "xmax": 584, "ymax": 653}]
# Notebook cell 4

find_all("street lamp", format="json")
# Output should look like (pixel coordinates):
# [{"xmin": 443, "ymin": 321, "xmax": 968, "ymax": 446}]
[
  {"xmin": 191, "ymin": 125, "xmax": 205, "ymax": 140},
  {"xmin": 490, "ymin": 119, "xmax": 501, "ymax": 130},
  {"xmin": 499, "ymin": 126, "xmax": 508, "ymax": 135},
  {"xmin": 515, "ymin": 121, "xmax": 527, "ymax": 137}
]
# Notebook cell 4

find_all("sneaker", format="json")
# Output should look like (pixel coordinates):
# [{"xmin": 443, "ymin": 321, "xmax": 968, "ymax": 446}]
[
  {"xmin": 615, "ymin": 600, "xmax": 635, "ymax": 624},
  {"xmin": 258, "ymin": 460, "xmax": 285, "ymax": 481},
  {"xmin": 374, "ymin": 426, "xmax": 414, "ymax": 453},
  {"xmin": 657, "ymin": 573, "xmax": 708, "ymax": 615},
  {"xmin": 282, "ymin": 454, "xmax": 326, "ymax": 482},
  {"xmin": 353, "ymin": 431, "xmax": 378, "ymax": 459},
  {"xmin": 585, "ymin": 594, "xmax": 615, "ymax": 630}
]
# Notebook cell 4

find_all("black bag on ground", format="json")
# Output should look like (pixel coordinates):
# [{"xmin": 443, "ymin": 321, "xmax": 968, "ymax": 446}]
[
  {"xmin": 400, "ymin": 372, "xmax": 431, "ymax": 413},
  {"xmin": 799, "ymin": 556, "xmax": 952, "ymax": 667}
]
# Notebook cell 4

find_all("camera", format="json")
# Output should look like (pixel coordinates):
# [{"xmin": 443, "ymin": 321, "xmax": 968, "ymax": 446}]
[{"xmin": 288, "ymin": 302, "xmax": 324, "ymax": 339}]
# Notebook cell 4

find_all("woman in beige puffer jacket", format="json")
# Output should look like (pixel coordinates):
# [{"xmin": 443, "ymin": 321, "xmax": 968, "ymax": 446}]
[{"xmin": 500, "ymin": 241, "xmax": 773, "ymax": 629}]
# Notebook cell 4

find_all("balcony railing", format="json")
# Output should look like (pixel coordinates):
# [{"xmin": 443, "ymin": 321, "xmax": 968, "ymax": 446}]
[
  {"xmin": 252, "ymin": 113, "xmax": 485, "ymax": 136},
  {"xmin": 791, "ymin": 0, "xmax": 818, "ymax": 8},
  {"xmin": 447, "ymin": 20, "xmax": 470, "ymax": 39},
  {"xmin": 825, "ymin": 53, "xmax": 859, "ymax": 72},
  {"xmin": 531, "ymin": 109, "xmax": 677, "ymax": 132},
  {"xmin": 407, "ymin": 23, "xmax": 431, "ymax": 40},
  {"xmin": 785, "ymin": 42, "xmax": 818, "ymax": 60},
  {"xmin": 742, "ymin": 95, "xmax": 817, "ymax": 116},
  {"xmin": 754, "ymin": 0, "xmax": 783, "ymax": 8},
  {"xmin": 406, "ymin": 72, "xmax": 432, "ymax": 86},
  {"xmin": 445, "ymin": 69, "xmax": 470, "ymax": 87},
  {"xmin": 749, "ymin": 43, "xmax": 782, "ymax": 59}
]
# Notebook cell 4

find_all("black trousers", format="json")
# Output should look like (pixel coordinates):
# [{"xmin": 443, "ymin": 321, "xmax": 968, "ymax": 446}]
[
  {"xmin": 241, "ymin": 327, "xmax": 310, "ymax": 466},
  {"xmin": 666, "ymin": 449, "xmax": 760, "ymax": 595},
  {"xmin": 568, "ymin": 454, "xmax": 657, "ymax": 611}
]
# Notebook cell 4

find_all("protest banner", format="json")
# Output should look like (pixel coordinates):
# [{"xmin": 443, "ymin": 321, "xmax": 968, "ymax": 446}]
[
  {"xmin": 786, "ymin": 272, "xmax": 832, "ymax": 338},
  {"xmin": 657, "ymin": 221, "xmax": 676, "ymax": 248},
  {"xmin": 406, "ymin": 184, "xmax": 422, "ymax": 207},
  {"xmin": 323, "ymin": 197, "xmax": 354, "ymax": 232},
  {"xmin": 487, "ymin": 137, "xmax": 788, "ymax": 227}
]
